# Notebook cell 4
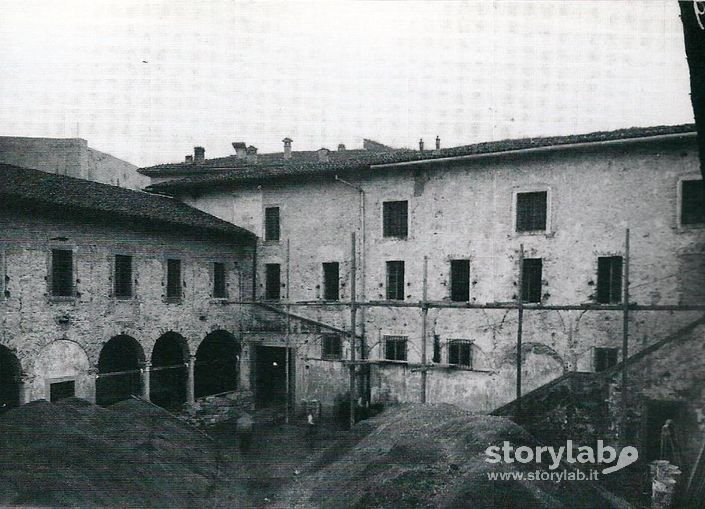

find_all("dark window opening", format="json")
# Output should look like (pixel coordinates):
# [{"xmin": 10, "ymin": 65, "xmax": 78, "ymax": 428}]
[
  {"xmin": 114, "ymin": 254, "xmax": 133, "ymax": 298},
  {"xmin": 50, "ymin": 380, "xmax": 75, "ymax": 402},
  {"xmin": 166, "ymin": 259, "xmax": 182, "ymax": 301},
  {"xmin": 384, "ymin": 336, "xmax": 407, "ymax": 361},
  {"xmin": 386, "ymin": 261, "xmax": 405, "ymax": 300},
  {"xmin": 432, "ymin": 335, "xmax": 441, "ymax": 364},
  {"xmin": 594, "ymin": 347, "xmax": 619, "ymax": 372},
  {"xmin": 213, "ymin": 262, "xmax": 227, "ymax": 298},
  {"xmin": 265, "ymin": 206, "xmax": 280, "ymax": 241},
  {"xmin": 322, "ymin": 334, "xmax": 342, "ymax": 360},
  {"xmin": 323, "ymin": 262, "xmax": 340, "ymax": 301},
  {"xmin": 383, "ymin": 201, "xmax": 408, "ymax": 238},
  {"xmin": 681, "ymin": 180, "xmax": 705, "ymax": 225},
  {"xmin": 450, "ymin": 259, "xmax": 470, "ymax": 302},
  {"xmin": 516, "ymin": 191, "xmax": 547, "ymax": 232},
  {"xmin": 265, "ymin": 263, "xmax": 281, "ymax": 300},
  {"xmin": 597, "ymin": 256, "xmax": 622, "ymax": 304},
  {"xmin": 449, "ymin": 340, "xmax": 473, "ymax": 368},
  {"xmin": 521, "ymin": 258, "xmax": 542, "ymax": 303},
  {"xmin": 51, "ymin": 249, "xmax": 73, "ymax": 297}
]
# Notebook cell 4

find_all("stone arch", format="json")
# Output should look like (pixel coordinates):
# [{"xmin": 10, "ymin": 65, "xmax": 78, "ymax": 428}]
[
  {"xmin": 96, "ymin": 335, "xmax": 145, "ymax": 406},
  {"xmin": 501, "ymin": 342, "xmax": 566, "ymax": 394},
  {"xmin": 195, "ymin": 330, "xmax": 240, "ymax": 398},
  {"xmin": 150, "ymin": 332, "xmax": 189, "ymax": 409},
  {"xmin": 32, "ymin": 339, "xmax": 92, "ymax": 403},
  {"xmin": 0, "ymin": 345, "xmax": 22, "ymax": 413}
]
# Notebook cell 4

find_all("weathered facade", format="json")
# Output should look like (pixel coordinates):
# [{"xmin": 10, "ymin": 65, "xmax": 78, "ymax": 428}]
[
  {"xmin": 143, "ymin": 125, "xmax": 705, "ymax": 416},
  {"xmin": 0, "ymin": 136, "xmax": 148, "ymax": 190},
  {"xmin": 0, "ymin": 164, "xmax": 255, "ymax": 413}
]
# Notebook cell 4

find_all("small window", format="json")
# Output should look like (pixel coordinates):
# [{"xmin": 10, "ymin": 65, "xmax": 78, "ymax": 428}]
[
  {"xmin": 322, "ymin": 334, "xmax": 342, "ymax": 360},
  {"xmin": 681, "ymin": 180, "xmax": 705, "ymax": 225},
  {"xmin": 450, "ymin": 259, "xmax": 470, "ymax": 302},
  {"xmin": 386, "ymin": 261, "xmax": 405, "ymax": 300},
  {"xmin": 521, "ymin": 258, "xmax": 542, "ymax": 303},
  {"xmin": 383, "ymin": 201, "xmax": 408, "ymax": 238},
  {"xmin": 432, "ymin": 335, "xmax": 441, "ymax": 364},
  {"xmin": 166, "ymin": 258, "xmax": 182, "ymax": 301},
  {"xmin": 265, "ymin": 263, "xmax": 281, "ymax": 300},
  {"xmin": 50, "ymin": 380, "xmax": 75, "ymax": 402},
  {"xmin": 594, "ymin": 347, "xmax": 619, "ymax": 372},
  {"xmin": 384, "ymin": 335, "xmax": 407, "ymax": 361},
  {"xmin": 448, "ymin": 340, "xmax": 473, "ymax": 368},
  {"xmin": 516, "ymin": 191, "xmax": 547, "ymax": 232},
  {"xmin": 213, "ymin": 262, "xmax": 227, "ymax": 298},
  {"xmin": 51, "ymin": 249, "xmax": 74, "ymax": 297},
  {"xmin": 322, "ymin": 262, "xmax": 339, "ymax": 301},
  {"xmin": 597, "ymin": 256, "xmax": 622, "ymax": 304},
  {"xmin": 114, "ymin": 255, "xmax": 133, "ymax": 298},
  {"xmin": 265, "ymin": 207, "xmax": 280, "ymax": 241}
]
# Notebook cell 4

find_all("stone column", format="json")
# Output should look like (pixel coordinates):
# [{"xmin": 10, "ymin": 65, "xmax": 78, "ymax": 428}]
[
  {"xmin": 187, "ymin": 354, "xmax": 196, "ymax": 405},
  {"xmin": 141, "ymin": 361, "xmax": 151, "ymax": 401},
  {"xmin": 18, "ymin": 375, "xmax": 32, "ymax": 405},
  {"xmin": 87, "ymin": 367, "xmax": 98, "ymax": 404}
]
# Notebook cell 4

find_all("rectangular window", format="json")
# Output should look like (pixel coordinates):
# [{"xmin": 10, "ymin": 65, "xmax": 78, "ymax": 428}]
[
  {"xmin": 597, "ymin": 256, "xmax": 622, "ymax": 304},
  {"xmin": 166, "ymin": 258, "xmax": 182, "ymax": 301},
  {"xmin": 384, "ymin": 335, "xmax": 407, "ymax": 361},
  {"xmin": 322, "ymin": 334, "xmax": 342, "ymax": 360},
  {"xmin": 322, "ymin": 262, "xmax": 339, "ymax": 301},
  {"xmin": 265, "ymin": 263, "xmax": 281, "ymax": 300},
  {"xmin": 51, "ymin": 249, "xmax": 74, "ymax": 297},
  {"xmin": 681, "ymin": 180, "xmax": 705, "ymax": 225},
  {"xmin": 50, "ymin": 380, "xmax": 76, "ymax": 402},
  {"xmin": 594, "ymin": 347, "xmax": 619, "ymax": 372},
  {"xmin": 448, "ymin": 340, "xmax": 473, "ymax": 368},
  {"xmin": 516, "ymin": 191, "xmax": 547, "ymax": 232},
  {"xmin": 521, "ymin": 258, "xmax": 542, "ymax": 303},
  {"xmin": 450, "ymin": 259, "xmax": 470, "ymax": 302},
  {"xmin": 383, "ymin": 200, "xmax": 408, "ymax": 238},
  {"xmin": 432, "ymin": 335, "xmax": 441, "ymax": 364},
  {"xmin": 213, "ymin": 262, "xmax": 227, "ymax": 298},
  {"xmin": 265, "ymin": 206, "xmax": 280, "ymax": 241},
  {"xmin": 114, "ymin": 255, "xmax": 133, "ymax": 298},
  {"xmin": 386, "ymin": 261, "xmax": 405, "ymax": 300}
]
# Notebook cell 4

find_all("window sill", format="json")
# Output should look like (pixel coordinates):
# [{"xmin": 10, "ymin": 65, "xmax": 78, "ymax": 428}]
[
  {"xmin": 380, "ymin": 359, "xmax": 408, "ymax": 365},
  {"xmin": 48, "ymin": 295, "xmax": 77, "ymax": 303},
  {"xmin": 514, "ymin": 229, "xmax": 552, "ymax": 237},
  {"xmin": 321, "ymin": 356, "xmax": 343, "ymax": 362},
  {"xmin": 382, "ymin": 236, "xmax": 409, "ymax": 241},
  {"xmin": 209, "ymin": 297, "xmax": 230, "ymax": 304},
  {"xmin": 677, "ymin": 222, "xmax": 705, "ymax": 232},
  {"xmin": 164, "ymin": 298, "xmax": 183, "ymax": 305},
  {"xmin": 113, "ymin": 296, "xmax": 135, "ymax": 301}
]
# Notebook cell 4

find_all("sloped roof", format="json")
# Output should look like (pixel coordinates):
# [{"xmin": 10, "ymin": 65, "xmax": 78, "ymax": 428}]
[
  {"xmin": 145, "ymin": 124, "xmax": 696, "ymax": 193},
  {"xmin": 0, "ymin": 163, "xmax": 254, "ymax": 239}
]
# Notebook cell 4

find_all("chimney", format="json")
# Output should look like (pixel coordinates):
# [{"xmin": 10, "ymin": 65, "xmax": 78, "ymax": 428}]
[
  {"xmin": 317, "ymin": 148, "xmax": 330, "ymax": 163},
  {"xmin": 185, "ymin": 155, "xmax": 193, "ymax": 164},
  {"xmin": 436, "ymin": 136, "xmax": 441, "ymax": 150},
  {"xmin": 246, "ymin": 145, "xmax": 258, "ymax": 164},
  {"xmin": 419, "ymin": 138, "xmax": 424, "ymax": 152},
  {"xmin": 282, "ymin": 137, "xmax": 293, "ymax": 160},
  {"xmin": 232, "ymin": 142, "xmax": 247, "ymax": 159},
  {"xmin": 338, "ymin": 143, "xmax": 346, "ymax": 151},
  {"xmin": 194, "ymin": 146, "xmax": 205, "ymax": 164}
]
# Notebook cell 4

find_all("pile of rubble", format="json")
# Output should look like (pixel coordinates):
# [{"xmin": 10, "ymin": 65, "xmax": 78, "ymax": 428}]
[{"xmin": 180, "ymin": 390, "xmax": 254, "ymax": 427}]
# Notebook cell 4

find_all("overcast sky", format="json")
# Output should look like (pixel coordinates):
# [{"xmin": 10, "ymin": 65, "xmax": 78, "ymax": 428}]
[{"xmin": 0, "ymin": 0, "xmax": 694, "ymax": 167}]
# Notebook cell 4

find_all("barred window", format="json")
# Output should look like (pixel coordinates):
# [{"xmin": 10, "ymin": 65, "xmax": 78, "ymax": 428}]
[
  {"xmin": 521, "ymin": 258, "xmax": 542, "ymax": 303},
  {"xmin": 322, "ymin": 334, "xmax": 342, "ymax": 360},
  {"xmin": 383, "ymin": 201, "xmax": 408, "ymax": 238},
  {"xmin": 594, "ymin": 347, "xmax": 618, "ymax": 372},
  {"xmin": 448, "ymin": 340, "xmax": 473, "ymax": 368},
  {"xmin": 516, "ymin": 191, "xmax": 547, "ymax": 232},
  {"xmin": 597, "ymin": 256, "xmax": 622, "ymax": 304},
  {"xmin": 51, "ymin": 249, "xmax": 74, "ymax": 297},
  {"xmin": 213, "ymin": 262, "xmax": 227, "ymax": 298},
  {"xmin": 386, "ymin": 261, "xmax": 405, "ymax": 300},
  {"xmin": 384, "ymin": 335, "xmax": 407, "ymax": 361}
]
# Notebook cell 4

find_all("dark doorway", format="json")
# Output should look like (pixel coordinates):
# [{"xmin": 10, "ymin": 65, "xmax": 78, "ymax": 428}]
[
  {"xmin": 151, "ymin": 332, "xmax": 188, "ymax": 409},
  {"xmin": 255, "ymin": 346, "xmax": 293, "ymax": 408},
  {"xmin": 96, "ymin": 335, "xmax": 144, "ymax": 406},
  {"xmin": 0, "ymin": 346, "xmax": 21, "ymax": 413},
  {"xmin": 643, "ymin": 399, "xmax": 686, "ymax": 462},
  {"xmin": 195, "ymin": 330, "xmax": 240, "ymax": 398},
  {"xmin": 50, "ymin": 380, "xmax": 75, "ymax": 402}
]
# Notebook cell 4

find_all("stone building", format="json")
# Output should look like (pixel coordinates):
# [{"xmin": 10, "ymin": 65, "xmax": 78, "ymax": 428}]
[
  {"xmin": 142, "ymin": 125, "xmax": 705, "ymax": 417},
  {"xmin": 0, "ymin": 136, "xmax": 148, "ymax": 190},
  {"xmin": 0, "ymin": 163, "xmax": 255, "ymax": 412}
]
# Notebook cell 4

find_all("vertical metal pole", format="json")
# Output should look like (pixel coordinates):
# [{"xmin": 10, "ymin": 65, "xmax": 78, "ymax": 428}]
[
  {"xmin": 285, "ymin": 238, "xmax": 291, "ymax": 424},
  {"xmin": 421, "ymin": 256, "xmax": 428, "ymax": 404},
  {"xmin": 350, "ymin": 232, "xmax": 357, "ymax": 428},
  {"xmin": 621, "ymin": 228, "xmax": 630, "ymax": 443},
  {"xmin": 516, "ymin": 244, "xmax": 524, "ymax": 419}
]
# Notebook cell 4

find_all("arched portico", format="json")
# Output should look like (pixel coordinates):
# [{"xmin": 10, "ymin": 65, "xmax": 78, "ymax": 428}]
[
  {"xmin": 33, "ymin": 340, "xmax": 92, "ymax": 403},
  {"xmin": 0, "ymin": 346, "xmax": 21, "ymax": 413},
  {"xmin": 150, "ymin": 332, "xmax": 189, "ymax": 409},
  {"xmin": 96, "ymin": 335, "xmax": 145, "ymax": 406},
  {"xmin": 194, "ymin": 330, "xmax": 240, "ymax": 398}
]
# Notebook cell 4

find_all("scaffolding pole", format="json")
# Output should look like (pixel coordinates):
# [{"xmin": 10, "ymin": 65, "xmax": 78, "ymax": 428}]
[
  {"xmin": 420, "ymin": 256, "xmax": 428, "ymax": 404},
  {"xmin": 285, "ymin": 238, "xmax": 291, "ymax": 424},
  {"xmin": 516, "ymin": 244, "xmax": 524, "ymax": 420},
  {"xmin": 621, "ymin": 228, "xmax": 630, "ymax": 444},
  {"xmin": 349, "ymin": 232, "xmax": 357, "ymax": 429}
]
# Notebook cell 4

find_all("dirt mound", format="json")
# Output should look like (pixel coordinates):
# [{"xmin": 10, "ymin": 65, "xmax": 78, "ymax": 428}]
[
  {"xmin": 284, "ymin": 404, "xmax": 629, "ymax": 509},
  {"xmin": 0, "ymin": 397, "xmax": 221, "ymax": 508}
]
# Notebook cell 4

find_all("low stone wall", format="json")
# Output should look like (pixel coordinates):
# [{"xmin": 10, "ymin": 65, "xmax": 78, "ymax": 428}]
[{"xmin": 180, "ymin": 390, "xmax": 254, "ymax": 427}]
